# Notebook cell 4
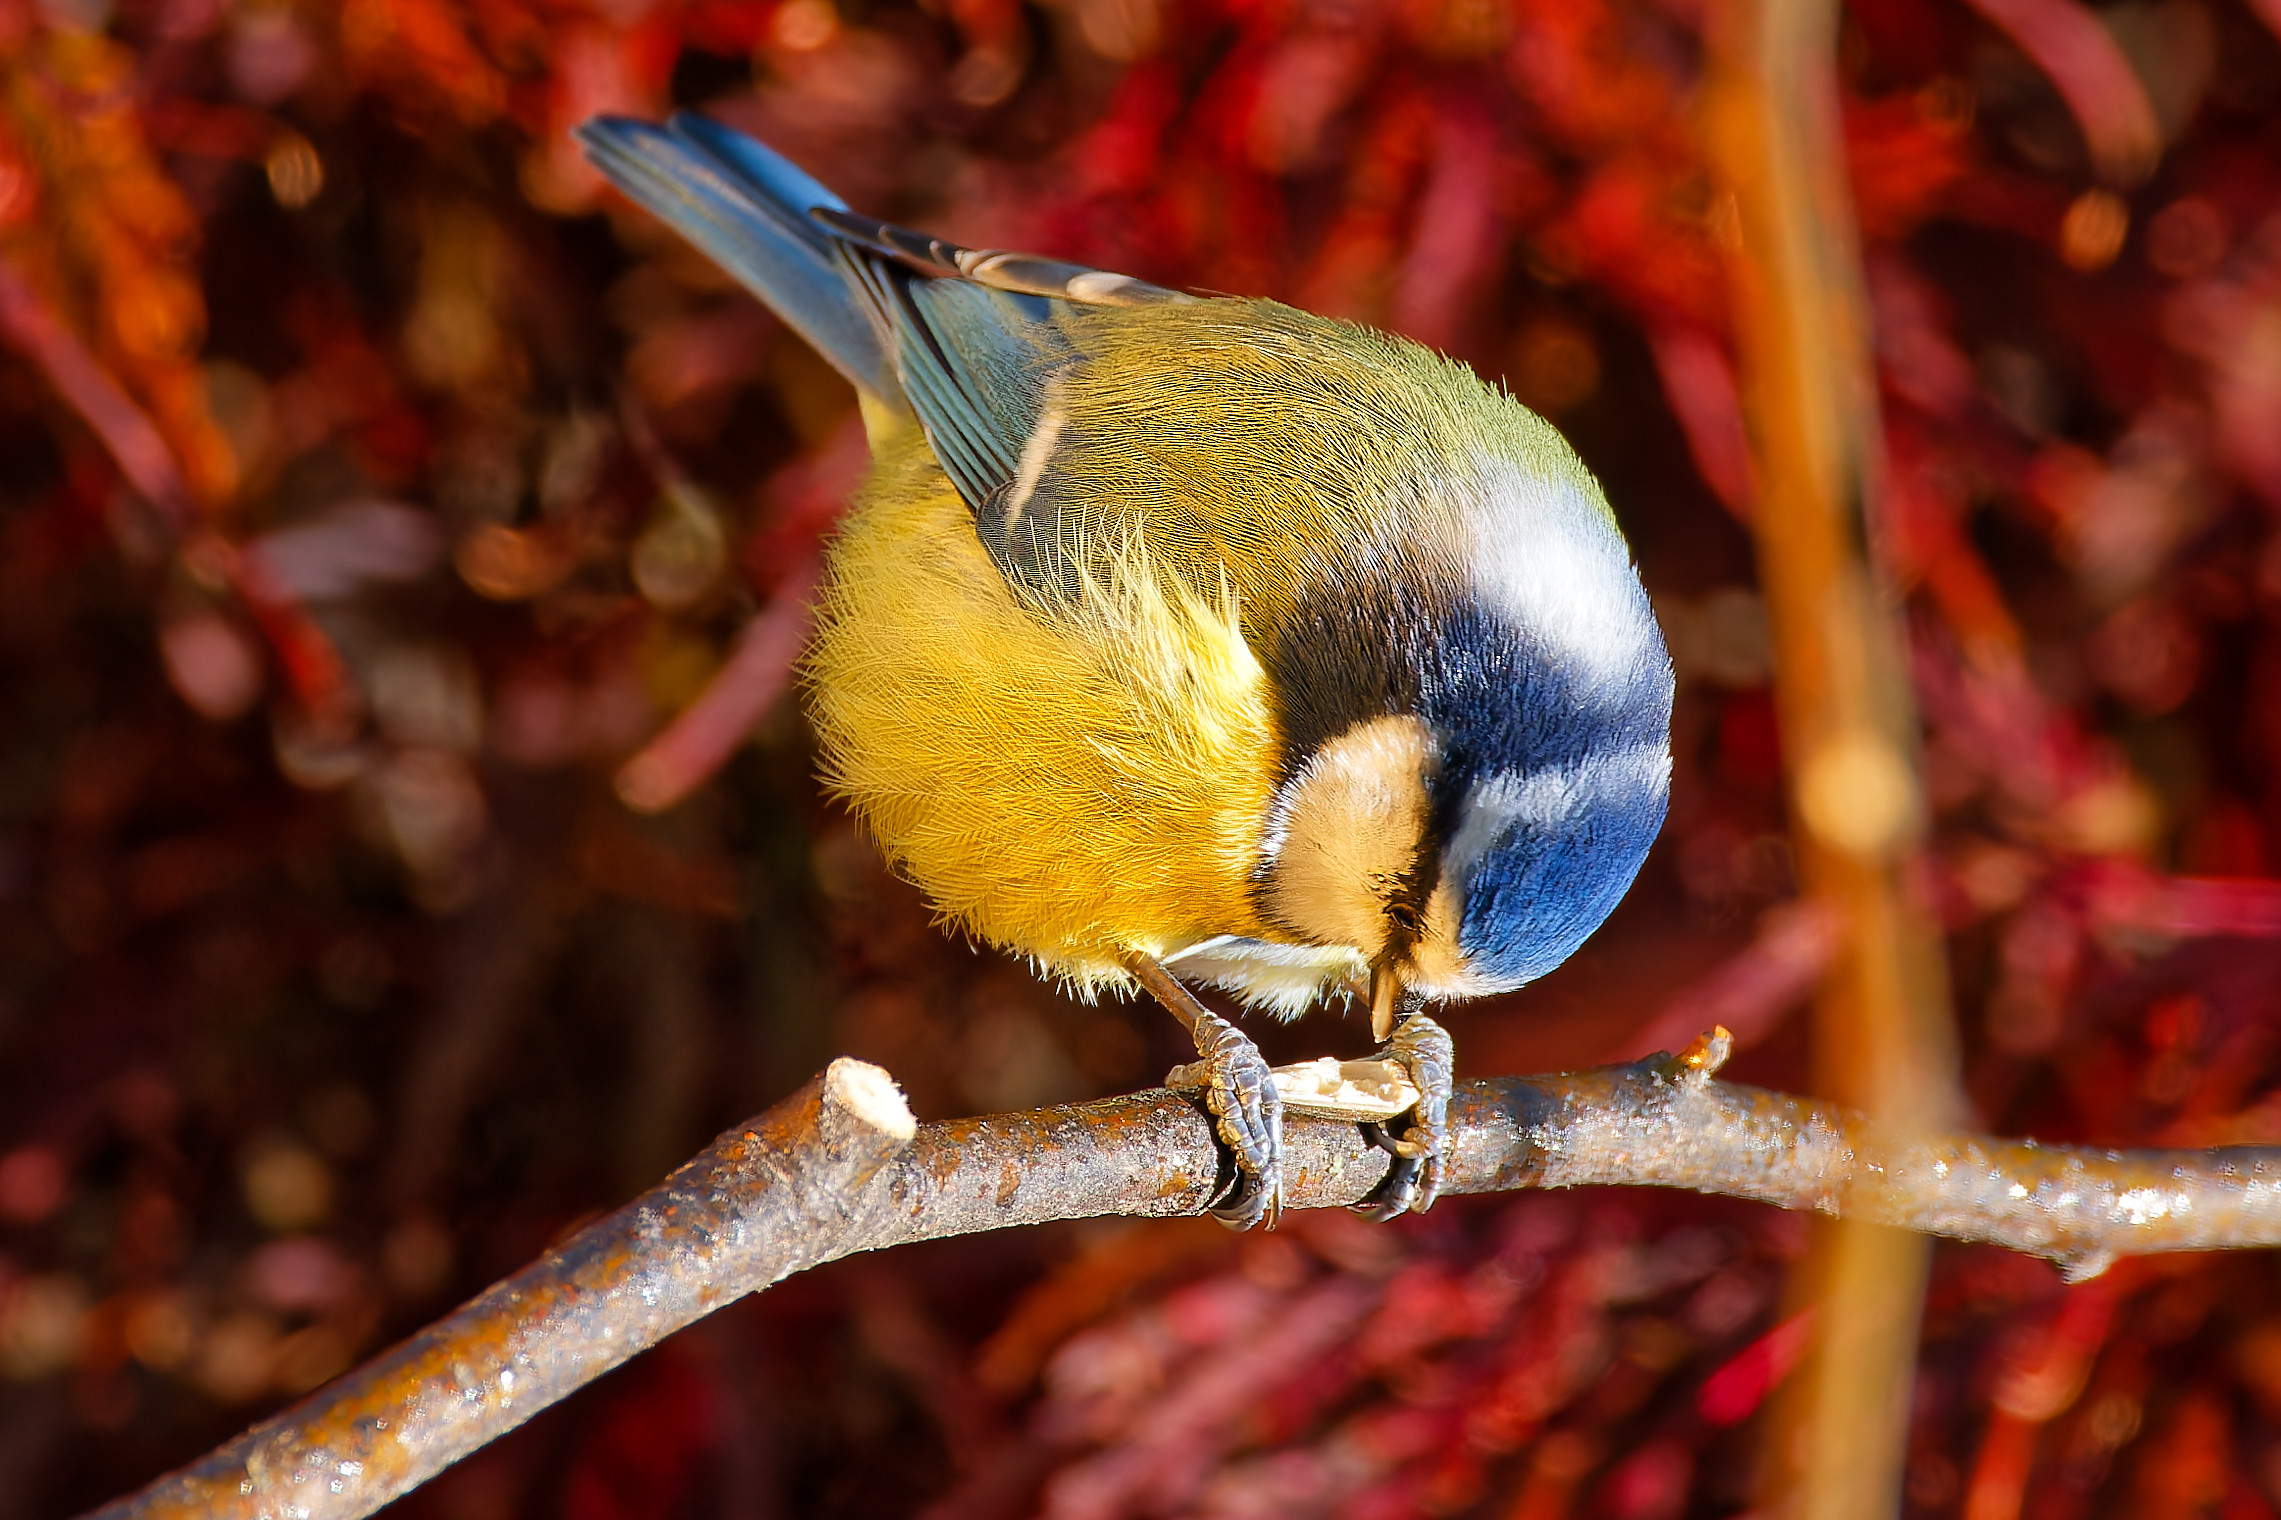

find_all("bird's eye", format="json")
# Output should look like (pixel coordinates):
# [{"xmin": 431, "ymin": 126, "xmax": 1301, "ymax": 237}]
[{"xmin": 1375, "ymin": 868, "xmax": 1428, "ymax": 938}]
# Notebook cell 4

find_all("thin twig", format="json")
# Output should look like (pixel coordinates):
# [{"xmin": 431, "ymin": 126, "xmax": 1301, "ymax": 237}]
[
  {"xmin": 0, "ymin": 254, "xmax": 355, "ymax": 715},
  {"xmin": 81, "ymin": 1036, "xmax": 2281, "ymax": 1520},
  {"xmin": 613, "ymin": 557, "xmax": 819, "ymax": 814},
  {"xmin": 0, "ymin": 255, "xmax": 190, "ymax": 528}
]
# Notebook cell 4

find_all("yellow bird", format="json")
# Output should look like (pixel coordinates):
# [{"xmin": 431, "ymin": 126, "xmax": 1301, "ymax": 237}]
[{"xmin": 580, "ymin": 113, "xmax": 1674, "ymax": 1228}]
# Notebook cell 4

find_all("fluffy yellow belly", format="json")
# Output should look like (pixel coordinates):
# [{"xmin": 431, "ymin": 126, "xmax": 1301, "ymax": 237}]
[{"xmin": 804, "ymin": 440, "xmax": 1285, "ymax": 995}]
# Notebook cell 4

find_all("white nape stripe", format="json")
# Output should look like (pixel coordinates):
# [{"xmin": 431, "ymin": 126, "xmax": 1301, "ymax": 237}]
[
  {"xmin": 1464, "ymin": 456, "xmax": 1658, "ymax": 693},
  {"xmin": 1442, "ymin": 742, "xmax": 1674, "ymax": 885},
  {"xmin": 999, "ymin": 400, "xmax": 1068, "ymax": 529}
]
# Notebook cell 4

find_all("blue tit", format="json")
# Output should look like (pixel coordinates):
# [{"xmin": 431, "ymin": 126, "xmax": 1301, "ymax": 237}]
[{"xmin": 578, "ymin": 113, "xmax": 1674, "ymax": 1228}]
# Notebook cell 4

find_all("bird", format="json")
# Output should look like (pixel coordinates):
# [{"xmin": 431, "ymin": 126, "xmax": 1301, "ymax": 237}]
[{"xmin": 577, "ymin": 112, "xmax": 1674, "ymax": 1229}]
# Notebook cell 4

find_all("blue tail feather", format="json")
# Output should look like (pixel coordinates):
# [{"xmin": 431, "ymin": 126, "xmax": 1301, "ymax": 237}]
[{"xmin": 574, "ymin": 114, "xmax": 898, "ymax": 403}]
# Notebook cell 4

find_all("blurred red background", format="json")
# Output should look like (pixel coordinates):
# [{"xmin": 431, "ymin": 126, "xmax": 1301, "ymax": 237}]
[{"xmin": 2, "ymin": 0, "xmax": 2280, "ymax": 1515}]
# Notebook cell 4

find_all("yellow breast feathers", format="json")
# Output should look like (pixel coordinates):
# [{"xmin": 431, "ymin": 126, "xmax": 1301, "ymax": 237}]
[{"xmin": 806, "ymin": 429, "xmax": 1283, "ymax": 995}]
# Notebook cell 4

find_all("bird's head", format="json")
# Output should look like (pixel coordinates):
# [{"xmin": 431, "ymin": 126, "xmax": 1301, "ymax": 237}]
[
  {"xmin": 1252, "ymin": 455, "xmax": 1674, "ymax": 1034},
  {"xmin": 1256, "ymin": 706, "xmax": 1671, "ymax": 1035}
]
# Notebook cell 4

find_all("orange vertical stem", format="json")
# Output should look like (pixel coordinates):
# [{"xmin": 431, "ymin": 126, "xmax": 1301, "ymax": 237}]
[{"xmin": 1704, "ymin": 0, "xmax": 1963, "ymax": 1517}]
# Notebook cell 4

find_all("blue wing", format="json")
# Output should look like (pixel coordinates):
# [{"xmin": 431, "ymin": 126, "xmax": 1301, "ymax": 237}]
[{"xmin": 578, "ymin": 113, "xmax": 1188, "ymax": 550}]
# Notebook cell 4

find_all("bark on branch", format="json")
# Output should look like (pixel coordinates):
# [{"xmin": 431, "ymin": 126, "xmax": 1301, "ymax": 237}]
[{"xmin": 83, "ymin": 1039, "xmax": 2281, "ymax": 1520}]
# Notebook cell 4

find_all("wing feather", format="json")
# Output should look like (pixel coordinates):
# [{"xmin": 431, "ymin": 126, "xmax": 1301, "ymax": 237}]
[{"xmin": 582, "ymin": 112, "xmax": 1199, "ymax": 598}]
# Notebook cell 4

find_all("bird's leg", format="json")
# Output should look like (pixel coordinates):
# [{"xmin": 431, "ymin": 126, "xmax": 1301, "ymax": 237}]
[
  {"xmin": 1352, "ymin": 972, "xmax": 1452, "ymax": 1221},
  {"xmin": 1127, "ymin": 955, "xmax": 1282, "ymax": 1230}
]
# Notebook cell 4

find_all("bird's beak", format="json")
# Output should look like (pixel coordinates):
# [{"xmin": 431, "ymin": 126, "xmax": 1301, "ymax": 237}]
[{"xmin": 1370, "ymin": 962, "xmax": 1402, "ymax": 1043}]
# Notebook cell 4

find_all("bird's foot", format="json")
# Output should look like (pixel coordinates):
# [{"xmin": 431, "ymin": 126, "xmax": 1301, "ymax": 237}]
[
  {"xmin": 1186, "ymin": 1004, "xmax": 1284, "ymax": 1230},
  {"xmin": 1352, "ymin": 1011, "xmax": 1452, "ymax": 1221},
  {"xmin": 1133, "ymin": 954, "xmax": 1284, "ymax": 1230}
]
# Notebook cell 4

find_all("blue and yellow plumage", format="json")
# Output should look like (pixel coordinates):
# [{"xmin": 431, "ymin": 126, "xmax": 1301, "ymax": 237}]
[{"xmin": 579, "ymin": 112, "xmax": 1674, "ymax": 1227}]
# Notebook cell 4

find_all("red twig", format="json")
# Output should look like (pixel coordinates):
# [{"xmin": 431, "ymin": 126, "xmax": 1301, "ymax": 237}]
[
  {"xmin": 1956, "ymin": 0, "xmax": 2164, "ymax": 186},
  {"xmin": 0, "ymin": 253, "xmax": 353, "ymax": 715},
  {"xmin": 616, "ymin": 559, "xmax": 821, "ymax": 813},
  {"xmin": 0, "ymin": 255, "xmax": 190, "ymax": 529}
]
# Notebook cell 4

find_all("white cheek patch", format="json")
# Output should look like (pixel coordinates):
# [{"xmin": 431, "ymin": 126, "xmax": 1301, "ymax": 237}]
[
  {"xmin": 1463, "ymin": 456, "xmax": 1660, "ymax": 696},
  {"xmin": 1258, "ymin": 713, "xmax": 1437, "ymax": 955}
]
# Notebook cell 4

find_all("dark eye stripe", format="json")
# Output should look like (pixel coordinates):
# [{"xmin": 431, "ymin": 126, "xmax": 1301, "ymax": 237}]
[
  {"xmin": 1258, "ymin": 572, "xmax": 1442, "ymax": 782},
  {"xmin": 1262, "ymin": 574, "xmax": 1666, "ymax": 796}
]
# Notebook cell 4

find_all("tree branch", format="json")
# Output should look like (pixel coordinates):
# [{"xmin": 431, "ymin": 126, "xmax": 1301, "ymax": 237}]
[{"xmin": 82, "ymin": 1037, "xmax": 2281, "ymax": 1520}]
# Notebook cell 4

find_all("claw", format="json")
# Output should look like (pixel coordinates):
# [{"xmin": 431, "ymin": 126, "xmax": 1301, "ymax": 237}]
[
  {"xmin": 1193, "ymin": 1003, "xmax": 1283, "ymax": 1229},
  {"xmin": 1128, "ymin": 955, "xmax": 1284, "ymax": 1231},
  {"xmin": 1353, "ymin": 1010, "xmax": 1453, "ymax": 1221}
]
